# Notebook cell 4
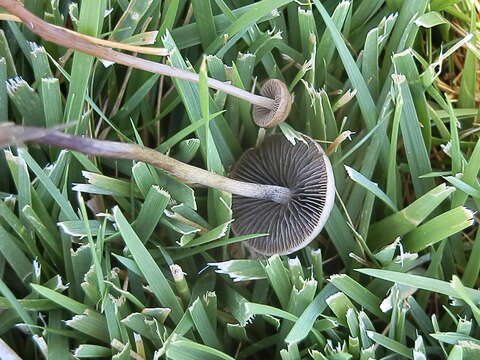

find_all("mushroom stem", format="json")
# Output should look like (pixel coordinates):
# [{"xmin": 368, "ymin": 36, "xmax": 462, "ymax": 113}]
[
  {"xmin": 0, "ymin": 0, "xmax": 275, "ymax": 110},
  {"xmin": 1, "ymin": 124, "xmax": 292, "ymax": 204}
]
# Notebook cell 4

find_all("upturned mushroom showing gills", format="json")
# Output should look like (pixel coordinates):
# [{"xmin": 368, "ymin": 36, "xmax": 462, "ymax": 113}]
[
  {"xmin": 0, "ymin": 124, "xmax": 335, "ymax": 255},
  {"xmin": 231, "ymin": 135, "xmax": 335, "ymax": 255},
  {"xmin": 0, "ymin": 0, "xmax": 291, "ymax": 127},
  {"xmin": 252, "ymin": 79, "xmax": 293, "ymax": 128}
]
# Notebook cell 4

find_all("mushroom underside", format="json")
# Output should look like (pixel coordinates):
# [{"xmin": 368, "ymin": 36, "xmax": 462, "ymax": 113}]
[
  {"xmin": 252, "ymin": 79, "xmax": 292, "ymax": 128},
  {"xmin": 231, "ymin": 135, "xmax": 334, "ymax": 255}
]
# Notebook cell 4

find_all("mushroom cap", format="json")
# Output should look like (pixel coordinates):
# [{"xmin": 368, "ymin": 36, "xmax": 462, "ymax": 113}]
[
  {"xmin": 252, "ymin": 79, "xmax": 292, "ymax": 128},
  {"xmin": 230, "ymin": 134, "xmax": 335, "ymax": 255}
]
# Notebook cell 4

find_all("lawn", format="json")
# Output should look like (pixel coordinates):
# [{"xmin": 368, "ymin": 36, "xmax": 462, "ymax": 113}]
[{"xmin": 0, "ymin": 0, "xmax": 479, "ymax": 359}]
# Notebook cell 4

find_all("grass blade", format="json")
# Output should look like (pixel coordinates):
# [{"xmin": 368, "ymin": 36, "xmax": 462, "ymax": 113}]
[{"xmin": 113, "ymin": 206, "xmax": 184, "ymax": 323}]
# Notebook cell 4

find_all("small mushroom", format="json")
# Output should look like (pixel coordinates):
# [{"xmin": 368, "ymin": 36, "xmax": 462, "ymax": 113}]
[
  {"xmin": 0, "ymin": 0, "xmax": 292, "ymax": 125},
  {"xmin": 252, "ymin": 79, "xmax": 292, "ymax": 128},
  {"xmin": 230, "ymin": 135, "xmax": 335, "ymax": 255},
  {"xmin": 0, "ymin": 125, "xmax": 334, "ymax": 255}
]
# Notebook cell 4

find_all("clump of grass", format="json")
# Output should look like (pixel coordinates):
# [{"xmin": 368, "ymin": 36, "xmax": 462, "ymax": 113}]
[{"xmin": 0, "ymin": 0, "xmax": 479, "ymax": 359}]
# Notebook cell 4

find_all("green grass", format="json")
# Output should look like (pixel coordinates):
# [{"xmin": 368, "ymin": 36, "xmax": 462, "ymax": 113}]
[{"xmin": 0, "ymin": 0, "xmax": 479, "ymax": 359}]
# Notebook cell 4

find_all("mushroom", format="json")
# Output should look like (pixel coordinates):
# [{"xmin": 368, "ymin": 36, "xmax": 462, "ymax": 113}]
[
  {"xmin": 230, "ymin": 134, "xmax": 335, "ymax": 255},
  {"xmin": 0, "ymin": 124, "xmax": 335, "ymax": 255},
  {"xmin": 0, "ymin": 0, "xmax": 291, "ymax": 126},
  {"xmin": 252, "ymin": 79, "xmax": 292, "ymax": 128}
]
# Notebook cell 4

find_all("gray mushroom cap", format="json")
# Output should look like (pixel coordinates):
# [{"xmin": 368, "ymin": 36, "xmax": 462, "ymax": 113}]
[
  {"xmin": 252, "ymin": 79, "xmax": 292, "ymax": 128},
  {"xmin": 230, "ymin": 134, "xmax": 335, "ymax": 255}
]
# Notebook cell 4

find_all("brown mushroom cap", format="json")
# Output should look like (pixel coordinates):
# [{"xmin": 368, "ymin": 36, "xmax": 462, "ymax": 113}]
[
  {"xmin": 252, "ymin": 79, "xmax": 292, "ymax": 128},
  {"xmin": 230, "ymin": 134, "xmax": 335, "ymax": 255}
]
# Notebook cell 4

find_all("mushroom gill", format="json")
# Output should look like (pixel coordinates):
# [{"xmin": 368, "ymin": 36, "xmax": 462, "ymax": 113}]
[
  {"xmin": 230, "ymin": 134, "xmax": 335, "ymax": 255},
  {"xmin": 252, "ymin": 79, "xmax": 292, "ymax": 128}
]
